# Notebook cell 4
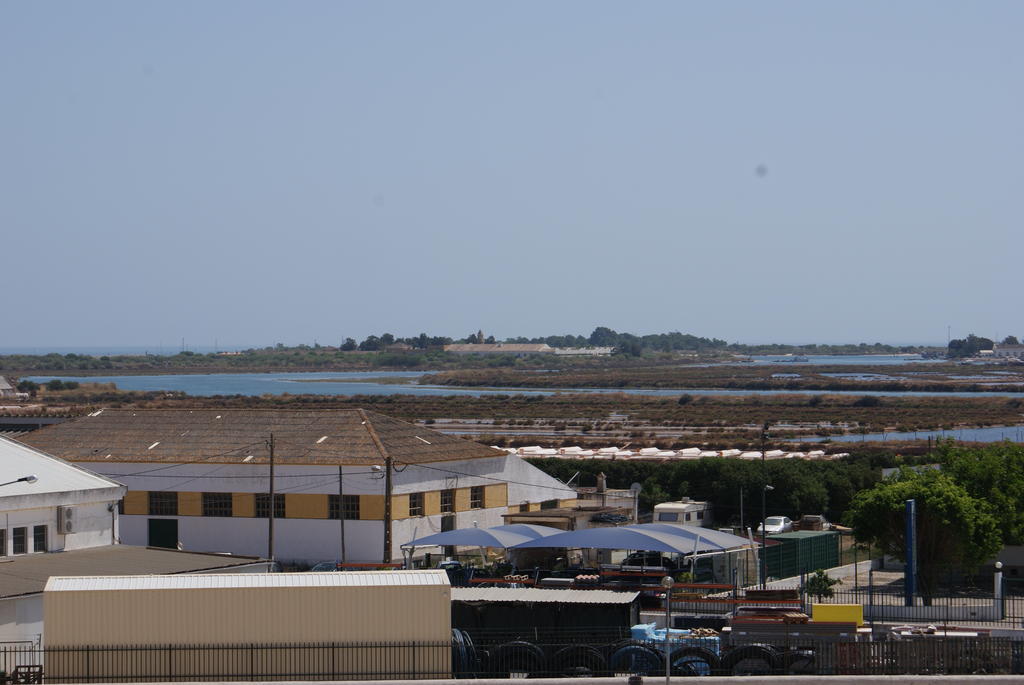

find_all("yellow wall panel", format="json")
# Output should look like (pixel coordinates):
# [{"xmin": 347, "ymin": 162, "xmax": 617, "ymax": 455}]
[
  {"xmin": 286, "ymin": 494, "xmax": 328, "ymax": 519},
  {"xmin": 424, "ymin": 491, "xmax": 441, "ymax": 516},
  {"xmin": 484, "ymin": 484, "xmax": 507, "ymax": 509},
  {"xmin": 454, "ymin": 488, "xmax": 471, "ymax": 512},
  {"xmin": 360, "ymin": 495, "xmax": 385, "ymax": 521},
  {"xmin": 233, "ymin": 493, "xmax": 255, "ymax": 518},
  {"xmin": 559, "ymin": 498, "xmax": 578, "ymax": 508},
  {"xmin": 178, "ymin": 492, "xmax": 202, "ymax": 517},
  {"xmin": 390, "ymin": 494, "xmax": 409, "ymax": 520},
  {"xmin": 812, "ymin": 604, "xmax": 864, "ymax": 626},
  {"xmin": 123, "ymin": 491, "xmax": 147, "ymax": 516}
]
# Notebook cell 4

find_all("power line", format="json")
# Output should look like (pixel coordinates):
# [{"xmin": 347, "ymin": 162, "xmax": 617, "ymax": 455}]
[
  {"xmin": 98, "ymin": 440, "xmax": 268, "ymax": 478},
  {"xmin": 394, "ymin": 460, "xmax": 577, "ymax": 495}
]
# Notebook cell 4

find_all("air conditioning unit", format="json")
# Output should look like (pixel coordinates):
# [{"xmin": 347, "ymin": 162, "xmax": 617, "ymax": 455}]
[{"xmin": 57, "ymin": 506, "xmax": 74, "ymax": 534}]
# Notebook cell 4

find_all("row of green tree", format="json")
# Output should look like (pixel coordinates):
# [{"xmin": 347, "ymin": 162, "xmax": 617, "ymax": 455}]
[
  {"xmin": 347, "ymin": 326, "xmax": 930, "ymax": 357},
  {"xmin": 947, "ymin": 334, "xmax": 1019, "ymax": 358}
]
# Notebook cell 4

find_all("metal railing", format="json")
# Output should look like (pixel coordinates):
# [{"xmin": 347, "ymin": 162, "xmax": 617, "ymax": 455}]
[
  {"xmin": 0, "ymin": 642, "xmax": 451, "ymax": 683},
  {"xmin": 3, "ymin": 633, "xmax": 1020, "ymax": 681}
]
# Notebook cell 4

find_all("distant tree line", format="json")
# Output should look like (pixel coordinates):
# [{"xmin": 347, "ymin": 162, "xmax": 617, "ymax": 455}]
[
  {"xmin": 946, "ymin": 334, "xmax": 1020, "ymax": 358},
  {"xmin": 0, "ymin": 326, "xmax": 968, "ymax": 372}
]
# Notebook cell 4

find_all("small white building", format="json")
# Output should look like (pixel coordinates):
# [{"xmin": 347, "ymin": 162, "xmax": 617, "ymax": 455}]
[
  {"xmin": 653, "ymin": 498, "xmax": 714, "ymax": 528},
  {"xmin": 0, "ymin": 436, "xmax": 126, "ymax": 557},
  {"xmin": 0, "ymin": 435, "xmax": 126, "ymax": 646}
]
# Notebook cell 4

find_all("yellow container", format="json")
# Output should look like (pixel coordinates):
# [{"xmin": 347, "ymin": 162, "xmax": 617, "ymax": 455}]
[{"xmin": 812, "ymin": 603, "xmax": 864, "ymax": 626}]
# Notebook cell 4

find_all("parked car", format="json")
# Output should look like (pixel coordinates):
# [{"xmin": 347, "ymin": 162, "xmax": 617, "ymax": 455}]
[
  {"xmin": 622, "ymin": 551, "xmax": 681, "ymax": 570},
  {"xmin": 756, "ymin": 516, "xmax": 794, "ymax": 535},
  {"xmin": 798, "ymin": 514, "xmax": 832, "ymax": 531}
]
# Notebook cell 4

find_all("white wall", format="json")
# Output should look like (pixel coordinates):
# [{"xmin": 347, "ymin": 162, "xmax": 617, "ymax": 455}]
[
  {"xmin": 0, "ymin": 596, "xmax": 43, "ymax": 647},
  {"xmin": 2, "ymin": 500, "xmax": 117, "ymax": 556},
  {"xmin": 120, "ymin": 515, "xmax": 386, "ymax": 563},
  {"xmin": 86, "ymin": 454, "xmax": 574, "ymax": 564}
]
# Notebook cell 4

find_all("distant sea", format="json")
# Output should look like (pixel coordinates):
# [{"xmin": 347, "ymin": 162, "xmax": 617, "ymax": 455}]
[{"xmin": 0, "ymin": 346, "xmax": 252, "ymax": 356}]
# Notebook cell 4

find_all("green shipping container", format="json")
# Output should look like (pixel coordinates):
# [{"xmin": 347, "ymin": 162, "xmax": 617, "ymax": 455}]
[{"xmin": 764, "ymin": 531, "xmax": 839, "ymax": 581}]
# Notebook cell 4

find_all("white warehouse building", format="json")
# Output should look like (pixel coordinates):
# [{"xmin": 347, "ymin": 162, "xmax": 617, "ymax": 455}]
[{"xmin": 22, "ymin": 409, "xmax": 577, "ymax": 564}]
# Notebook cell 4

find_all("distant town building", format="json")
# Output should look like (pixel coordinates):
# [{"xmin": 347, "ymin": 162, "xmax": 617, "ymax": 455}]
[
  {"xmin": 993, "ymin": 344, "xmax": 1024, "ymax": 360},
  {"xmin": 22, "ymin": 409, "xmax": 576, "ymax": 564},
  {"xmin": 552, "ymin": 347, "xmax": 615, "ymax": 356},
  {"xmin": 0, "ymin": 377, "xmax": 15, "ymax": 398},
  {"xmin": 444, "ymin": 343, "xmax": 555, "ymax": 355}
]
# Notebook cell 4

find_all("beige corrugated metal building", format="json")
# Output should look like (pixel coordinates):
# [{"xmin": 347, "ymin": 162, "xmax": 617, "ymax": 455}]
[{"xmin": 44, "ymin": 570, "xmax": 451, "ymax": 680}]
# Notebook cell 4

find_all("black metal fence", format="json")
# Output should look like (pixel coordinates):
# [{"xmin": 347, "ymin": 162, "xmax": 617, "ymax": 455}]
[
  {"xmin": 4, "ymin": 634, "xmax": 1019, "ymax": 679},
  {"xmin": 0, "ymin": 642, "xmax": 450, "ymax": 683},
  {"xmin": 460, "ymin": 630, "xmax": 1022, "ymax": 678},
  {"xmin": 2, "ymin": 634, "xmax": 1021, "ymax": 681}
]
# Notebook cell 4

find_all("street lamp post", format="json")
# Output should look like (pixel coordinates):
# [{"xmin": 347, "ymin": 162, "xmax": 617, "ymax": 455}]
[
  {"xmin": 661, "ymin": 574, "xmax": 675, "ymax": 685},
  {"xmin": 761, "ymin": 484, "xmax": 774, "ymax": 589},
  {"xmin": 0, "ymin": 475, "xmax": 38, "ymax": 487}
]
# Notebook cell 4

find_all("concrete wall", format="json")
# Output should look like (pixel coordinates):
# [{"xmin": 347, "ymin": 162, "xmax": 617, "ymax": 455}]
[
  {"xmin": 119, "ymin": 514, "xmax": 386, "ymax": 563},
  {"xmin": 2, "ymin": 500, "xmax": 117, "ymax": 556},
  {"xmin": 0, "ymin": 595, "xmax": 43, "ymax": 646}
]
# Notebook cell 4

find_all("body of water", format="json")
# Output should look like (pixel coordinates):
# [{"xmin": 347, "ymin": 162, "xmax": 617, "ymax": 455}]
[
  {"xmin": 807, "ymin": 425, "xmax": 1024, "ymax": 444},
  {"xmin": 24, "ymin": 371, "xmax": 1024, "ymax": 398},
  {"xmin": 748, "ymin": 354, "xmax": 940, "ymax": 366}
]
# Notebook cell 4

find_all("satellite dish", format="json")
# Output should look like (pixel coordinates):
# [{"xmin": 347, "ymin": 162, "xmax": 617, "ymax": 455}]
[{"xmin": 629, "ymin": 482, "xmax": 643, "ymax": 495}]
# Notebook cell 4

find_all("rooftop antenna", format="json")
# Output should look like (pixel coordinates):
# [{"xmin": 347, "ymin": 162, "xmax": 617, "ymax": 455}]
[{"xmin": 564, "ymin": 471, "xmax": 581, "ymax": 487}]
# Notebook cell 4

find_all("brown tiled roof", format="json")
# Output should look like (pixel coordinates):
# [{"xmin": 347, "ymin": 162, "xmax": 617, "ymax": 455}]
[
  {"xmin": 20, "ymin": 408, "xmax": 504, "ymax": 466},
  {"xmin": 0, "ymin": 545, "xmax": 264, "ymax": 599}
]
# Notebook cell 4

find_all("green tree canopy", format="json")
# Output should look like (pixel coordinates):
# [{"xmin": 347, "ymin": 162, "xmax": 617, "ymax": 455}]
[
  {"xmin": 947, "ymin": 333, "xmax": 994, "ymax": 358},
  {"xmin": 845, "ymin": 468, "xmax": 1001, "ymax": 600},
  {"xmin": 937, "ymin": 441, "xmax": 1024, "ymax": 545}
]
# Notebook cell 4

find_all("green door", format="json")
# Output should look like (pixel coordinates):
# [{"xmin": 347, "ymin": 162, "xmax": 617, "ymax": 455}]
[{"xmin": 148, "ymin": 518, "xmax": 178, "ymax": 548}]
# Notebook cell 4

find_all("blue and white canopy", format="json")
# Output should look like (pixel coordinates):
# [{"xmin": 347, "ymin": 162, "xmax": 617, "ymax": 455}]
[
  {"xmin": 402, "ymin": 524, "xmax": 563, "ymax": 549},
  {"xmin": 510, "ymin": 524, "xmax": 751, "ymax": 554},
  {"xmin": 625, "ymin": 523, "xmax": 751, "ymax": 551}
]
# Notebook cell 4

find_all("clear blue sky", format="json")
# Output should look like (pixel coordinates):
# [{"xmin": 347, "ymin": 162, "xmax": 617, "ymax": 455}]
[{"xmin": 3, "ymin": 2, "xmax": 1020, "ymax": 348}]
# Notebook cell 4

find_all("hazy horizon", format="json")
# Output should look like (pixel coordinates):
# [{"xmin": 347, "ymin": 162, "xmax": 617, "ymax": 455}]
[
  {"xmin": 0, "ymin": 332, "xmax": 961, "ymax": 357},
  {"xmin": 4, "ymin": 2, "xmax": 1019, "ymax": 348}
]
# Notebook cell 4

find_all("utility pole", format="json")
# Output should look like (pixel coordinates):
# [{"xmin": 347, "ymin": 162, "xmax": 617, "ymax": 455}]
[
  {"xmin": 267, "ymin": 433, "xmax": 276, "ymax": 561},
  {"xmin": 739, "ymin": 486, "xmax": 744, "ymax": 532},
  {"xmin": 760, "ymin": 421, "xmax": 770, "ymax": 589},
  {"xmin": 338, "ymin": 465, "xmax": 346, "ymax": 563},
  {"xmin": 383, "ymin": 454, "xmax": 393, "ymax": 563}
]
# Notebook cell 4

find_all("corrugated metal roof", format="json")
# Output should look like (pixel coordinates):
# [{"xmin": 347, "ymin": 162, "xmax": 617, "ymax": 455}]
[
  {"xmin": 46, "ymin": 569, "xmax": 449, "ymax": 592},
  {"xmin": 0, "ymin": 545, "xmax": 266, "ymax": 599},
  {"xmin": 0, "ymin": 435, "xmax": 124, "ymax": 498},
  {"xmin": 22, "ymin": 409, "xmax": 503, "ymax": 466},
  {"xmin": 451, "ymin": 587, "xmax": 639, "ymax": 605}
]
